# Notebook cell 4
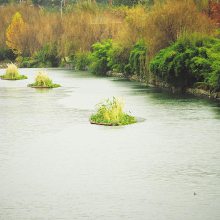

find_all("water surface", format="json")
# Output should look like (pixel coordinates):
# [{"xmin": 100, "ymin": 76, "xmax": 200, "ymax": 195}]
[{"xmin": 0, "ymin": 68, "xmax": 220, "ymax": 220}]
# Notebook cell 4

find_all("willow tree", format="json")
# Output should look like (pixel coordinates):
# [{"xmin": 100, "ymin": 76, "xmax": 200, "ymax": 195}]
[{"xmin": 6, "ymin": 12, "xmax": 26, "ymax": 54}]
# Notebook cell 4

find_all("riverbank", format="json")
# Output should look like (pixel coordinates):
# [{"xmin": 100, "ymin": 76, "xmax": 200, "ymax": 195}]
[
  {"xmin": 1, "ymin": 63, "xmax": 220, "ymax": 101},
  {"xmin": 106, "ymin": 70, "xmax": 220, "ymax": 101}
]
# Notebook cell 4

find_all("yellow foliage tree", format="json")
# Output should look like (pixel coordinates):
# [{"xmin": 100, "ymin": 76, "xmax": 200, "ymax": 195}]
[{"xmin": 6, "ymin": 12, "xmax": 25, "ymax": 54}]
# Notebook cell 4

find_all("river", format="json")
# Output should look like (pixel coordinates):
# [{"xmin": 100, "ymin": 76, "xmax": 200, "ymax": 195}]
[{"xmin": 0, "ymin": 68, "xmax": 220, "ymax": 220}]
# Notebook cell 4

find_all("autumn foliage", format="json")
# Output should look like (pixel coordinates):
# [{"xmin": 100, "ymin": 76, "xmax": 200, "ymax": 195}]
[
  {"xmin": 6, "ymin": 12, "xmax": 26, "ymax": 54},
  {"xmin": 0, "ymin": 1, "xmax": 217, "ymax": 63},
  {"xmin": 210, "ymin": 1, "xmax": 220, "ymax": 26}
]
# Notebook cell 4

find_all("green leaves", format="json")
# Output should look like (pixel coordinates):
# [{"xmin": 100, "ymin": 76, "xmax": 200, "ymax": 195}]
[
  {"xmin": 89, "ymin": 39, "xmax": 112, "ymax": 75},
  {"xmin": 129, "ymin": 40, "xmax": 147, "ymax": 78},
  {"xmin": 150, "ymin": 34, "xmax": 220, "ymax": 91},
  {"xmin": 89, "ymin": 39, "xmax": 147, "ymax": 78}
]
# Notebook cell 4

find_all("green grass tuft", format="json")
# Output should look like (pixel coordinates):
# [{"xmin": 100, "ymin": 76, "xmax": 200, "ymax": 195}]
[
  {"xmin": 0, "ymin": 63, "xmax": 27, "ymax": 80},
  {"xmin": 90, "ymin": 97, "xmax": 136, "ymax": 126},
  {"xmin": 28, "ymin": 71, "xmax": 61, "ymax": 88}
]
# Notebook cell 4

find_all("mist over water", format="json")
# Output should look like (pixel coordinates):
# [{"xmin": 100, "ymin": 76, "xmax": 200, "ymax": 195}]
[{"xmin": 0, "ymin": 68, "xmax": 220, "ymax": 220}]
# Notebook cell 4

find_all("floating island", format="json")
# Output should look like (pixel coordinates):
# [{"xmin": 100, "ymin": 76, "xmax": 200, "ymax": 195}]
[
  {"xmin": 0, "ymin": 63, "xmax": 27, "ymax": 80},
  {"xmin": 28, "ymin": 71, "xmax": 61, "ymax": 88},
  {"xmin": 90, "ymin": 97, "xmax": 137, "ymax": 126}
]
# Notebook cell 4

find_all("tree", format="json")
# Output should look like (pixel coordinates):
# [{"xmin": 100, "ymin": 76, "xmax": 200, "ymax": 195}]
[{"xmin": 6, "ymin": 12, "xmax": 26, "ymax": 54}]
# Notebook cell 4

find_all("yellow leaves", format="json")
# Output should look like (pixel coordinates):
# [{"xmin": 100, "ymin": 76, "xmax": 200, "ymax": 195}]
[{"xmin": 6, "ymin": 12, "xmax": 26, "ymax": 54}]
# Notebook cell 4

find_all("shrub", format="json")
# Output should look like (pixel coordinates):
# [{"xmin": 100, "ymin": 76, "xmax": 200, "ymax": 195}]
[
  {"xmin": 107, "ymin": 42, "xmax": 131, "ymax": 74},
  {"xmin": 74, "ymin": 51, "xmax": 90, "ymax": 71},
  {"xmin": 89, "ymin": 39, "xmax": 112, "ymax": 75},
  {"xmin": 32, "ymin": 44, "xmax": 61, "ymax": 67},
  {"xmin": 129, "ymin": 40, "xmax": 147, "ymax": 78},
  {"xmin": 149, "ymin": 34, "xmax": 220, "ymax": 91},
  {"xmin": 0, "ymin": 63, "xmax": 27, "ymax": 80},
  {"xmin": 19, "ymin": 44, "xmax": 61, "ymax": 68},
  {"xmin": 89, "ymin": 39, "xmax": 147, "ymax": 78},
  {"xmin": 208, "ymin": 64, "xmax": 220, "ymax": 91},
  {"xmin": 0, "ymin": 47, "xmax": 16, "ymax": 61},
  {"xmin": 28, "ymin": 71, "xmax": 60, "ymax": 88},
  {"xmin": 90, "ymin": 97, "xmax": 136, "ymax": 126}
]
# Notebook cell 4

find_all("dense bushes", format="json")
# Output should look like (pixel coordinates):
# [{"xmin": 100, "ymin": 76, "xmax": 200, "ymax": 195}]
[
  {"xmin": 87, "ymin": 39, "xmax": 147, "ymax": 77},
  {"xmin": 89, "ymin": 39, "xmax": 112, "ymax": 75},
  {"xmin": 128, "ymin": 40, "xmax": 147, "ymax": 78},
  {"xmin": 73, "ymin": 51, "xmax": 90, "ymax": 71},
  {"xmin": 20, "ymin": 44, "xmax": 60, "ymax": 67},
  {"xmin": 149, "ymin": 34, "xmax": 220, "ymax": 91},
  {"xmin": 0, "ymin": 47, "xmax": 15, "ymax": 61},
  {"xmin": 107, "ymin": 42, "xmax": 130, "ymax": 74}
]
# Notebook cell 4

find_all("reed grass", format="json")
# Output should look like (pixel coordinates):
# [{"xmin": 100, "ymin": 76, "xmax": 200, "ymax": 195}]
[
  {"xmin": 28, "ymin": 71, "xmax": 60, "ymax": 88},
  {"xmin": 0, "ymin": 63, "xmax": 27, "ymax": 80},
  {"xmin": 90, "ymin": 97, "xmax": 136, "ymax": 126}
]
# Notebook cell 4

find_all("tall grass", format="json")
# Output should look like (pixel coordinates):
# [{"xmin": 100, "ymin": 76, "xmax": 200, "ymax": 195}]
[
  {"xmin": 28, "ymin": 71, "xmax": 61, "ymax": 88},
  {"xmin": 90, "ymin": 97, "xmax": 136, "ymax": 126},
  {"xmin": 0, "ymin": 63, "xmax": 27, "ymax": 80},
  {"xmin": 0, "ymin": 4, "xmax": 122, "ymax": 58}
]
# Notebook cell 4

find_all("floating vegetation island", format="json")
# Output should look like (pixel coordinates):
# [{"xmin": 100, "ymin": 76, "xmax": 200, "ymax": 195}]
[
  {"xmin": 90, "ymin": 97, "xmax": 136, "ymax": 126},
  {"xmin": 28, "ymin": 71, "xmax": 61, "ymax": 88},
  {"xmin": 0, "ymin": 63, "xmax": 27, "ymax": 80}
]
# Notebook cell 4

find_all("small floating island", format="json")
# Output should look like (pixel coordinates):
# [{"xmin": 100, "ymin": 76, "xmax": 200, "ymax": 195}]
[
  {"xmin": 28, "ymin": 71, "xmax": 61, "ymax": 88},
  {"xmin": 0, "ymin": 63, "xmax": 27, "ymax": 80},
  {"xmin": 90, "ymin": 97, "xmax": 137, "ymax": 126}
]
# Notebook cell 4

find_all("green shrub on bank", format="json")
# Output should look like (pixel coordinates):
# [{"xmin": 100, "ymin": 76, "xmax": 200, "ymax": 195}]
[
  {"xmin": 149, "ymin": 34, "xmax": 220, "ymax": 91},
  {"xmin": 74, "ymin": 51, "xmax": 90, "ymax": 70},
  {"xmin": 89, "ymin": 39, "xmax": 147, "ymax": 78},
  {"xmin": 89, "ymin": 39, "xmax": 112, "ymax": 75},
  {"xmin": 107, "ymin": 43, "xmax": 131, "ymax": 74},
  {"xmin": 0, "ymin": 63, "xmax": 27, "ymax": 80},
  {"xmin": 28, "ymin": 71, "xmax": 60, "ymax": 88},
  {"xmin": 0, "ymin": 47, "xmax": 16, "ymax": 61},
  {"xmin": 90, "ymin": 97, "xmax": 136, "ymax": 126},
  {"xmin": 128, "ymin": 40, "xmax": 147, "ymax": 78},
  {"xmin": 20, "ymin": 44, "xmax": 61, "ymax": 68}
]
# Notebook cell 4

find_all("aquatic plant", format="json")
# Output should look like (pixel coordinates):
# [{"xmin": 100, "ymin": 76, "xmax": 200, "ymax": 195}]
[
  {"xmin": 0, "ymin": 63, "xmax": 27, "ymax": 80},
  {"xmin": 28, "ymin": 71, "xmax": 60, "ymax": 88},
  {"xmin": 90, "ymin": 97, "xmax": 136, "ymax": 126}
]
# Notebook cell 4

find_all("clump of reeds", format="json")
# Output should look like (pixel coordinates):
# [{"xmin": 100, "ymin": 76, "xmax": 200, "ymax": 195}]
[
  {"xmin": 0, "ymin": 63, "xmax": 27, "ymax": 80},
  {"xmin": 90, "ymin": 97, "xmax": 136, "ymax": 126},
  {"xmin": 28, "ymin": 71, "xmax": 60, "ymax": 88}
]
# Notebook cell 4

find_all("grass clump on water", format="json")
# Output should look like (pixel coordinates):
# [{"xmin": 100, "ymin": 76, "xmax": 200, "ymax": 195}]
[
  {"xmin": 28, "ymin": 71, "xmax": 61, "ymax": 88},
  {"xmin": 0, "ymin": 63, "xmax": 27, "ymax": 80},
  {"xmin": 90, "ymin": 97, "xmax": 136, "ymax": 126}
]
